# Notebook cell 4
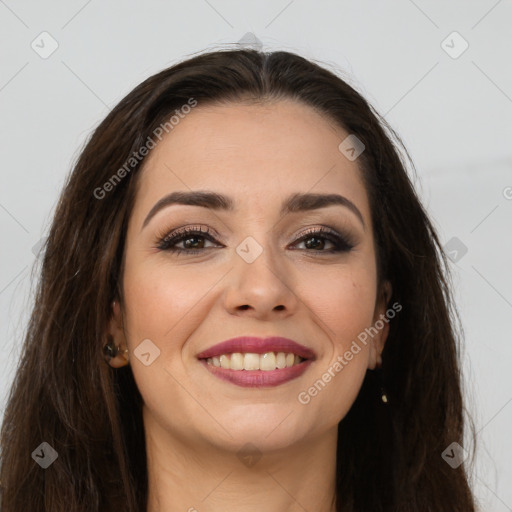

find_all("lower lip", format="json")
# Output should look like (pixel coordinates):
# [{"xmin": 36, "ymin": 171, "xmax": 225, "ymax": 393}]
[{"xmin": 199, "ymin": 359, "xmax": 313, "ymax": 388}]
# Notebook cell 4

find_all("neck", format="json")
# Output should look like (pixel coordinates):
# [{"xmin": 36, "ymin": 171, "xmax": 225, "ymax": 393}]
[{"xmin": 143, "ymin": 406, "xmax": 338, "ymax": 512}]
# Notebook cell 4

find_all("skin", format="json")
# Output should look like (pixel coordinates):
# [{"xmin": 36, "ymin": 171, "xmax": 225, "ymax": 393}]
[{"xmin": 107, "ymin": 99, "xmax": 392, "ymax": 512}]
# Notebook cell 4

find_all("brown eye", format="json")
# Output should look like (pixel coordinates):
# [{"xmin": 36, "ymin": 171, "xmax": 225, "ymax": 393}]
[
  {"xmin": 157, "ymin": 226, "xmax": 220, "ymax": 254},
  {"xmin": 292, "ymin": 227, "xmax": 354, "ymax": 253}
]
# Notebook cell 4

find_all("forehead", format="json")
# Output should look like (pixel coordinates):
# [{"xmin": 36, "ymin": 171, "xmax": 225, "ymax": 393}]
[{"xmin": 134, "ymin": 99, "xmax": 369, "ymax": 218}]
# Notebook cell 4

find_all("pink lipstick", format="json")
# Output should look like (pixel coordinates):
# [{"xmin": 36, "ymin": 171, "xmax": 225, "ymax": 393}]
[{"xmin": 196, "ymin": 336, "xmax": 316, "ymax": 388}]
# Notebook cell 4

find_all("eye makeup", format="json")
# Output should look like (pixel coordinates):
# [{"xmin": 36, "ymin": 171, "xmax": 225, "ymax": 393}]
[{"xmin": 153, "ymin": 223, "xmax": 356, "ymax": 256}]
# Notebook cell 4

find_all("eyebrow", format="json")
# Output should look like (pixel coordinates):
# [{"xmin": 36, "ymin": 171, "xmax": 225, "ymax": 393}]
[{"xmin": 141, "ymin": 190, "xmax": 365, "ymax": 230}]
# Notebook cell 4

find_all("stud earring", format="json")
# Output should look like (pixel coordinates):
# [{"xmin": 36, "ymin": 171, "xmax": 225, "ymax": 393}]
[{"xmin": 103, "ymin": 336, "xmax": 128, "ymax": 360}]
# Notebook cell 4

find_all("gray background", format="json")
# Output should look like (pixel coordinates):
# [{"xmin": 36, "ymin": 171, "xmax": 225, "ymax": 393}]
[{"xmin": 1, "ymin": 1, "xmax": 511, "ymax": 509}]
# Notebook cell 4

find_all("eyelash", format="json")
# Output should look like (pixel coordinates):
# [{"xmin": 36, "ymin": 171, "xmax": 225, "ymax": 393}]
[{"xmin": 155, "ymin": 225, "xmax": 355, "ymax": 255}]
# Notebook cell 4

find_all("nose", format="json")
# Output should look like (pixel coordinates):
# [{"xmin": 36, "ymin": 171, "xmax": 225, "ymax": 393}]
[{"xmin": 223, "ymin": 238, "xmax": 299, "ymax": 320}]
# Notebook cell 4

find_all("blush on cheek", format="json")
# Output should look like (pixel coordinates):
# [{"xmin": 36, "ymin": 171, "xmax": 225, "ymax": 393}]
[
  {"xmin": 309, "ymin": 276, "xmax": 375, "ymax": 347},
  {"xmin": 125, "ymin": 265, "xmax": 196, "ymax": 321}
]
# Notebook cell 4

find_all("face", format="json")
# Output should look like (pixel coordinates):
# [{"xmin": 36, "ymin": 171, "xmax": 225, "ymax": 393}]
[{"xmin": 108, "ymin": 99, "xmax": 391, "ymax": 453}]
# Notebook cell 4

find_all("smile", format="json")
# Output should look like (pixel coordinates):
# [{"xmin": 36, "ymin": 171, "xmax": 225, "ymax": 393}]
[
  {"xmin": 196, "ymin": 336, "xmax": 315, "ymax": 387},
  {"xmin": 198, "ymin": 354, "xmax": 312, "ymax": 388},
  {"xmin": 204, "ymin": 352, "xmax": 305, "ymax": 371}
]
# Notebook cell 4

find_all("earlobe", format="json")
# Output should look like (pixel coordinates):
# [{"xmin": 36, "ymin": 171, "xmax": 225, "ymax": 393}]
[
  {"xmin": 368, "ymin": 324, "xmax": 389, "ymax": 370},
  {"xmin": 381, "ymin": 280, "xmax": 392, "ymax": 305},
  {"xmin": 104, "ymin": 300, "xmax": 130, "ymax": 368},
  {"xmin": 368, "ymin": 280, "xmax": 393, "ymax": 370},
  {"xmin": 103, "ymin": 336, "xmax": 130, "ymax": 367}
]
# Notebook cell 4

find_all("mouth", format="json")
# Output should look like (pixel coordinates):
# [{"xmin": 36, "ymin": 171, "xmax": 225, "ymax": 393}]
[
  {"xmin": 201, "ymin": 352, "xmax": 307, "ymax": 371},
  {"xmin": 196, "ymin": 336, "xmax": 316, "ymax": 388}
]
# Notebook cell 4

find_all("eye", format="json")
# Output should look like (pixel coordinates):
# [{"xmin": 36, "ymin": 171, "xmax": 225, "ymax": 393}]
[
  {"xmin": 291, "ymin": 226, "xmax": 355, "ymax": 254},
  {"xmin": 156, "ymin": 226, "xmax": 221, "ymax": 254},
  {"xmin": 155, "ymin": 225, "xmax": 355, "ymax": 255}
]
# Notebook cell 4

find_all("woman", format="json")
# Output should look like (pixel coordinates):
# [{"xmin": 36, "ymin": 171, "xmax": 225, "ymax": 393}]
[{"xmin": 0, "ymin": 48, "xmax": 477, "ymax": 511}]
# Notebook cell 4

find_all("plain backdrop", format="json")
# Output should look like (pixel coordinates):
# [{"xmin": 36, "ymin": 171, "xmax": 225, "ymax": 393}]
[{"xmin": 1, "ymin": 1, "xmax": 511, "ymax": 510}]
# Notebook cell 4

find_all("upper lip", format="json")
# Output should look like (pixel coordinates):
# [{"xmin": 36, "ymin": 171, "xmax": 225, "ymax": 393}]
[{"xmin": 196, "ymin": 336, "xmax": 316, "ymax": 360}]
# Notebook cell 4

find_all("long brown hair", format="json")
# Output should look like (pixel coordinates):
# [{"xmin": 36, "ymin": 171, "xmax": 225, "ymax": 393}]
[{"xmin": 0, "ymin": 48, "xmax": 477, "ymax": 511}]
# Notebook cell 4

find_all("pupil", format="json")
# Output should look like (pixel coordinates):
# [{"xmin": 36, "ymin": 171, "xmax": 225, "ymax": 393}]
[
  {"xmin": 185, "ymin": 236, "xmax": 203, "ymax": 249},
  {"xmin": 305, "ymin": 237, "xmax": 323, "ymax": 250}
]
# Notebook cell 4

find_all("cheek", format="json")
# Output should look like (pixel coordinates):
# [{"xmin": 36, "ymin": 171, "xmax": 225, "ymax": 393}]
[
  {"xmin": 294, "ymin": 264, "xmax": 377, "ymax": 426},
  {"xmin": 120, "ymin": 259, "xmax": 219, "ymax": 420},
  {"xmin": 122, "ymin": 257, "xmax": 219, "ymax": 342},
  {"xmin": 298, "ymin": 262, "xmax": 377, "ymax": 354}
]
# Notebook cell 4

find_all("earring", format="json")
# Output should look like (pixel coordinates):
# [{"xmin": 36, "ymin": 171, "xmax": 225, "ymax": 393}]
[
  {"xmin": 375, "ymin": 355, "xmax": 389, "ymax": 405},
  {"xmin": 103, "ymin": 336, "xmax": 128, "ymax": 360}
]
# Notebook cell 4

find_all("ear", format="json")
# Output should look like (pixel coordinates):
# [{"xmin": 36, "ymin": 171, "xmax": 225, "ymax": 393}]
[
  {"xmin": 367, "ymin": 280, "xmax": 392, "ymax": 370},
  {"xmin": 105, "ymin": 299, "xmax": 130, "ymax": 368}
]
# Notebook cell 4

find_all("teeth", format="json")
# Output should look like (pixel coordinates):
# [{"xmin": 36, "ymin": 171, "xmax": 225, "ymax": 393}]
[
  {"xmin": 260, "ymin": 352, "xmax": 277, "ymax": 371},
  {"xmin": 244, "ymin": 353, "xmax": 260, "ymax": 370},
  {"xmin": 205, "ymin": 352, "xmax": 305, "ymax": 371},
  {"xmin": 276, "ymin": 352, "xmax": 287, "ymax": 369},
  {"xmin": 230, "ymin": 352, "xmax": 244, "ymax": 370}
]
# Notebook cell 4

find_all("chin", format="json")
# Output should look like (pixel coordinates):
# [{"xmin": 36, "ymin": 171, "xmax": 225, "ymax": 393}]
[{"xmin": 216, "ymin": 413, "xmax": 310, "ymax": 450}]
